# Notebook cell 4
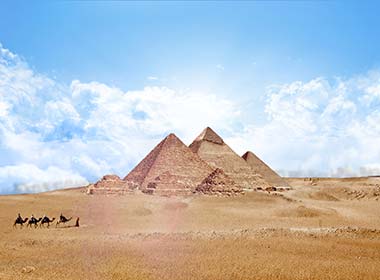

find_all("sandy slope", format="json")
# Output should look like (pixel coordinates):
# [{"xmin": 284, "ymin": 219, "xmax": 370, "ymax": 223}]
[{"xmin": 0, "ymin": 178, "xmax": 379, "ymax": 279}]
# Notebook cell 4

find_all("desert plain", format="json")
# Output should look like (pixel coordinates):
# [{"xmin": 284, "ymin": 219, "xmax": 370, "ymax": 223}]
[{"xmin": 1, "ymin": 177, "xmax": 380, "ymax": 280}]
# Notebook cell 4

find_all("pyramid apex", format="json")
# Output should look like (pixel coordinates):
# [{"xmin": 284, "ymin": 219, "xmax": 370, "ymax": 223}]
[
  {"xmin": 158, "ymin": 132, "xmax": 187, "ymax": 148},
  {"xmin": 242, "ymin": 151, "xmax": 254, "ymax": 159},
  {"xmin": 164, "ymin": 132, "xmax": 181, "ymax": 141},
  {"xmin": 195, "ymin": 127, "xmax": 224, "ymax": 145}
]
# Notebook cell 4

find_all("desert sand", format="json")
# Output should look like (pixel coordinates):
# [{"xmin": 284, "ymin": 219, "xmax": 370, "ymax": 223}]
[{"xmin": 1, "ymin": 177, "xmax": 380, "ymax": 280}]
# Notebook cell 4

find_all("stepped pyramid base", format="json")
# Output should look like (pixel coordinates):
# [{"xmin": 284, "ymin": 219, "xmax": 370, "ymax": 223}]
[
  {"xmin": 87, "ymin": 174, "xmax": 137, "ymax": 195},
  {"xmin": 87, "ymin": 187, "xmax": 135, "ymax": 195},
  {"xmin": 195, "ymin": 168, "xmax": 244, "ymax": 196},
  {"xmin": 142, "ymin": 188, "xmax": 193, "ymax": 196}
]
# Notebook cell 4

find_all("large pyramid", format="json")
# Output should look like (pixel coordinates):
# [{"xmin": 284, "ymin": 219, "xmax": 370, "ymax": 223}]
[
  {"xmin": 189, "ymin": 127, "xmax": 271, "ymax": 190},
  {"xmin": 242, "ymin": 151, "xmax": 289, "ymax": 187},
  {"xmin": 124, "ymin": 133, "xmax": 213, "ymax": 195}
]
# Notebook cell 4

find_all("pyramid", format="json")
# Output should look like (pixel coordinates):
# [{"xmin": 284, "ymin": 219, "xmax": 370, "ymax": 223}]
[
  {"xmin": 87, "ymin": 174, "xmax": 134, "ymax": 195},
  {"xmin": 195, "ymin": 168, "xmax": 244, "ymax": 196},
  {"xmin": 94, "ymin": 175, "xmax": 125, "ymax": 188},
  {"xmin": 189, "ymin": 127, "xmax": 271, "ymax": 190},
  {"xmin": 124, "ymin": 133, "xmax": 213, "ymax": 195},
  {"xmin": 242, "ymin": 151, "xmax": 289, "ymax": 187}
]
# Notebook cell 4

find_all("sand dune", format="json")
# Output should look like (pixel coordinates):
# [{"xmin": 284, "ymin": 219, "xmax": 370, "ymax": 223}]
[{"xmin": 1, "ymin": 177, "xmax": 380, "ymax": 279}]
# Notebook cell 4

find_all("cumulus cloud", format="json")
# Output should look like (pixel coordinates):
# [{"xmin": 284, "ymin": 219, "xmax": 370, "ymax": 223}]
[
  {"xmin": 147, "ymin": 76, "xmax": 159, "ymax": 81},
  {"xmin": 1, "ymin": 42, "xmax": 380, "ymax": 194},
  {"xmin": 0, "ymin": 101, "xmax": 9, "ymax": 117},
  {"xmin": 226, "ymin": 73, "xmax": 380, "ymax": 177},
  {"xmin": 0, "ymin": 164, "xmax": 88, "ymax": 194},
  {"xmin": 0, "ymin": 44, "xmax": 240, "ymax": 193}
]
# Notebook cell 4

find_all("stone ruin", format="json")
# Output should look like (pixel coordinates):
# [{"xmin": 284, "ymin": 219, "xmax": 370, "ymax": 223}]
[
  {"xmin": 195, "ymin": 168, "xmax": 244, "ymax": 196},
  {"xmin": 87, "ymin": 127, "xmax": 287, "ymax": 197},
  {"xmin": 141, "ymin": 171, "xmax": 194, "ymax": 196},
  {"xmin": 86, "ymin": 174, "xmax": 135, "ymax": 195}
]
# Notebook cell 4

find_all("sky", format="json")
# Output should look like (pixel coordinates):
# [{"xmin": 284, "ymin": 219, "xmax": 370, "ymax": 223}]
[{"xmin": 1, "ymin": 1, "xmax": 380, "ymax": 194}]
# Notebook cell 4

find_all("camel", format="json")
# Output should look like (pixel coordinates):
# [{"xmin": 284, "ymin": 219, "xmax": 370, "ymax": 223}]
[
  {"xmin": 27, "ymin": 217, "xmax": 42, "ymax": 228},
  {"xmin": 40, "ymin": 216, "xmax": 55, "ymax": 228},
  {"xmin": 56, "ymin": 214, "xmax": 72, "ymax": 227},
  {"xmin": 13, "ymin": 215, "xmax": 28, "ymax": 228}
]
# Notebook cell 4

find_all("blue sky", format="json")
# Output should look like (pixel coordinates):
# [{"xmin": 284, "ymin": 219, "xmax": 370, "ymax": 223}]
[
  {"xmin": 2, "ymin": 1, "xmax": 380, "ymax": 123},
  {"xmin": 1, "ymin": 1, "xmax": 380, "ymax": 193}
]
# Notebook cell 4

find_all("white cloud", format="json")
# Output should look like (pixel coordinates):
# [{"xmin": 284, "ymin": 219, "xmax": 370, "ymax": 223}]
[
  {"xmin": 216, "ymin": 64, "xmax": 225, "ymax": 71},
  {"xmin": 0, "ymin": 101, "xmax": 9, "ymax": 117},
  {"xmin": 70, "ymin": 81, "xmax": 240, "ymax": 145},
  {"xmin": 147, "ymin": 76, "xmax": 159, "ymax": 81},
  {"xmin": 359, "ymin": 164, "xmax": 380, "ymax": 176},
  {"xmin": 227, "ymin": 73, "xmax": 380, "ymax": 177},
  {"xmin": 1, "ymin": 42, "xmax": 380, "ymax": 194},
  {"xmin": 0, "ymin": 44, "xmax": 240, "ymax": 193},
  {"xmin": 0, "ymin": 164, "xmax": 88, "ymax": 194}
]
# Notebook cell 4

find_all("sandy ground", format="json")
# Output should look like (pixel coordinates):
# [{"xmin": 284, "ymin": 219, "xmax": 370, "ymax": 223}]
[{"xmin": 1, "ymin": 177, "xmax": 380, "ymax": 279}]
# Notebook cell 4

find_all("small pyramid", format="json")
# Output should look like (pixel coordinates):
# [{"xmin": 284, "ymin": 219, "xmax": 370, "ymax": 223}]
[
  {"xmin": 87, "ymin": 174, "xmax": 135, "ymax": 195},
  {"xmin": 190, "ymin": 127, "xmax": 271, "ymax": 190},
  {"xmin": 94, "ymin": 175, "xmax": 125, "ymax": 188},
  {"xmin": 124, "ymin": 133, "xmax": 213, "ymax": 195},
  {"xmin": 195, "ymin": 168, "xmax": 244, "ymax": 196},
  {"xmin": 242, "ymin": 151, "xmax": 289, "ymax": 187}
]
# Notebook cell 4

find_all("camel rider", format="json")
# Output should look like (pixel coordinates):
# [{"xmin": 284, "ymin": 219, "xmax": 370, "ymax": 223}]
[
  {"xmin": 30, "ymin": 214, "xmax": 35, "ymax": 221},
  {"xmin": 17, "ymin": 213, "xmax": 21, "ymax": 219}
]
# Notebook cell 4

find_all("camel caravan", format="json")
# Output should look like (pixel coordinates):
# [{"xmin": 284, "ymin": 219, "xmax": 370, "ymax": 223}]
[{"xmin": 13, "ymin": 213, "xmax": 79, "ymax": 229}]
